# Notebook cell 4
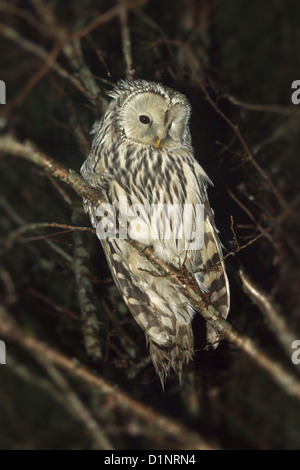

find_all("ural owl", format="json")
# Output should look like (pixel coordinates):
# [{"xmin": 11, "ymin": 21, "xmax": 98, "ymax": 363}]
[{"xmin": 81, "ymin": 79, "xmax": 229, "ymax": 384}]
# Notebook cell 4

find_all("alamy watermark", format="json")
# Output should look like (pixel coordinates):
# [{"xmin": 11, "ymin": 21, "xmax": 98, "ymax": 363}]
[
  {"xmin": 95, "ymin": 198, "xmax": 205, "ymax": 250},
  {"xmin": 0, "ymin": 80, "xmax": 6, "ymax": 104},
  {"xmin": 0, "ymin": 341, "xmax": 6, "ymax": 364},
  {"xmin": 291, "ymin": 80, "xmax": 300, "ymax": 105},
  {"xmin": 291, "ymin": 340, "xmax": 300, "ymax": 365}
]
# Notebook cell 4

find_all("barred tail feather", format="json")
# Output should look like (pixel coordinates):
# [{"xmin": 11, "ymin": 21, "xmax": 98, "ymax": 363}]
[{"xmin": 149, "ymin": 324, "xmax": 194, "ymax": 385}]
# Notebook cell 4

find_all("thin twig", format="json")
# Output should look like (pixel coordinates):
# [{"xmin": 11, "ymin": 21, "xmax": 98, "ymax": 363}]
[
  {"xmin": 230, "ymin": 215, "xmax": 240, "ymax": 250},
  {"xmin": 0, "ymin": 221, "xmax": 95, "ymax": 257},
  {"xmin": 46, "ymin": 174, "xmax": 73, "ymax": 205},
  {"xmin": 0, "ymin": 135, "xmax": 103, "ymax": 206},
  {"xmin": 226, "ymin": 95, "xmax": 300, "ymax": 117},
  {"xmin": 28, "ymin": 288, "xmax": 82, "ymax": 321},
  {"xmin": 227, "ymin": 188, "xmax": 258, "ymax": 225},
  {"xmin": 0, "ymin": 197, "xmax": 73, "ymax": 263}
]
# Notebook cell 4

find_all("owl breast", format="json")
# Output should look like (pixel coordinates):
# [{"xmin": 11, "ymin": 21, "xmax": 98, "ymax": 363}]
[{"xmin": 99, "ymin": 141, "xmax": 204, "ymax": 266}]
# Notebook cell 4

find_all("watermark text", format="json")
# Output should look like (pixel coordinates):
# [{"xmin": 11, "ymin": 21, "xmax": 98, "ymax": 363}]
[
  {"xmin": 0, "ymin": 80, "xmax": 6, "ymax": 104},
  {"xmin": 95, "ymin": 198, "xmax": 205, "ymax": 250},
  {"xmin": 291, "ymin": 80, "xmax": 300, "ymax": 105},
  {"xmin": 0, "ymin": 341, "xmax": 6, "ymax": 364}
]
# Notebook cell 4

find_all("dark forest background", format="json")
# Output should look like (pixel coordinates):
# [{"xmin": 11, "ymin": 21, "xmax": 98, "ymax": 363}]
[{"xmin": 0, "ymin": 0, "xmax": 300, "ymax": 450}]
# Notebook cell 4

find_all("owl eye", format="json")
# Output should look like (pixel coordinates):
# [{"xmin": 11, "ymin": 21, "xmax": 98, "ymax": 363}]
[{"xmin": 139, "ymin": 115, "xmax": 150, "ymax": 124}]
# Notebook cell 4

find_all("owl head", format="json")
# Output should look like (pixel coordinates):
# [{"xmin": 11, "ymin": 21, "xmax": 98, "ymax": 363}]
[{"xmin": 108, "ymin": 79, "xmax": 192, "ymax": 150}]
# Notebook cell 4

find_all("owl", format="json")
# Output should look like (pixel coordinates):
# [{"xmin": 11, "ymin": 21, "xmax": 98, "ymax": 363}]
[{"xmin": 81, "ymin": 79, "xmax": 229, "ymax": 384}]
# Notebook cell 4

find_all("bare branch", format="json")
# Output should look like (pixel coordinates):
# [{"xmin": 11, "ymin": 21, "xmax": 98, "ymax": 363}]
[
  {"xmin": 0, "ymin": 197, "xmax": 73, "ymax": 263},
  {"xmin": 1, "ymin": 221, "xmax": 95, "ymax": 257},
  {"xmin": 0, "ymin": 135, "xmax": 103, "ymax": 206},
  {"xmin": 226, "ymin": 95, "xmax": 300, "ymax": 117}
]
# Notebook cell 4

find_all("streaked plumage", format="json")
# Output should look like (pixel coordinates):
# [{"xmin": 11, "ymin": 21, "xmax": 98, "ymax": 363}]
[{"xmin": 81, "ymin": 79, "xmax": 229, "ymax": 383}]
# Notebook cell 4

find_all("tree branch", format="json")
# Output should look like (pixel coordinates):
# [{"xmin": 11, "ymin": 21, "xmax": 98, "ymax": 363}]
[{"xmin": 0, "ymin": 135, "xmax": 103, "ymax": 206}]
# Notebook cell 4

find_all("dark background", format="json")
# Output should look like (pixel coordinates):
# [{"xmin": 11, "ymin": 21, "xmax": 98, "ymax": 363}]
[{"xmin": 0, "ymin": 0, "xmax": 300, "ymax": 450}]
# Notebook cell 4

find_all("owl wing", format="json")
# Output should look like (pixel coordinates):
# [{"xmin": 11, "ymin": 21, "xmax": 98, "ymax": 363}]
[{"xmin": 192, "ymin": 199, "xmax": 230, "ymax": 346}]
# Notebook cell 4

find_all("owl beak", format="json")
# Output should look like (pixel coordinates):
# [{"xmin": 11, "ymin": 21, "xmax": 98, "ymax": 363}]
[{"xmin": 155, "ymin": 138, "xmax": 162, "ymax": 148}]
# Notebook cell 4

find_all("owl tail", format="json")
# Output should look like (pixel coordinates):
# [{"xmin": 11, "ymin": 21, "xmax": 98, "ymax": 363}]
[{"xmin": 148, "ymin": 324, "xmax": 194, "ymax": 386}]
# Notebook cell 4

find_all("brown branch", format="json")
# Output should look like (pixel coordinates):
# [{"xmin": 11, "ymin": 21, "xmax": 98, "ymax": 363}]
[
  {"xmin": 28, "ymin": 288, "xmax": 83, "ymax": 322},
  {"xmin": 0, "ymin": 135, "xmax": 103, "ymax": 206},
  {"xmin": 46, "ymin": 174, "xmax": 73, "ymax": 205},
  {"xmin": 230, "ymin": 215, "xmax": 240, "ymax": 250},
  {"xmin": 0, "ymin": 220, "xmax": 95, "ymax": 257},
  {"xmin": 0, "ymin": 197, "xmax": 73, "ymax": 263},
  {"xmin": 0, "ymin": 305, "xmax": 213, "ymax": 450},
  {"xmin": 228, "ymin": 188, "xmax": 258, "ymax": 225}
]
